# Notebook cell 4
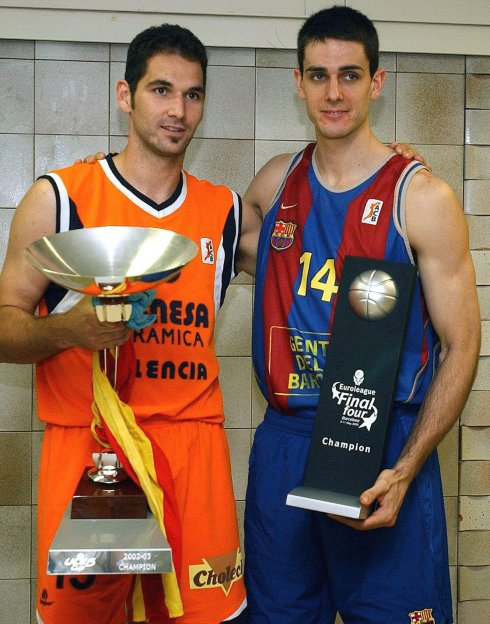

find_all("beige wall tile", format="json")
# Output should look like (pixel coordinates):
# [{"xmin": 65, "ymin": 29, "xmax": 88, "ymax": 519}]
[
  {"xmin": 397, "ymin": 53, "xmax": 464, "ymax": 74},
  {"xmin": 464, "ymin": 180, "xmax": 490, "ymax": 215},
  {"xmin": 460, "ymin": 461, "xmax": 490, "ymax": 496},
  {"xmin": 255, "ymin": 67, "xmax": 315, "ymax": 141},
  {"xmin": 0, "ymin": 207, "xmax": 14, "ymax": 267},
  {"xmin": 462, "ymin": 391, "xmax": 490, "ymax": 426},
  {"xmin": 0, "ymin": 40, "xmax": 34, "ymax": 59},
  {"xmin": 185, "ymin": 137, "xmax": 255, "ymax": 196},
  {"xmin": 466, "ymin": 57, "xmax": 490, "ymax": 73},
  {"xmin": 256, "ymin": 48, "xmax": 296, "ymax": 69},
  {"xmin": 413, "ymin": 144, "xmax": 463, "ymax": 200},
  {"xmin": 459, "ymin": 530, "xmax": 490, "ymax": 565},
  {"xmin": 379, "ymin": 53, "xmax": 396, "ymax": 72},
  {"xmin": 215, "ymin": 283, "xmax": 253, "ymax": 356},
  {"xmin": 196, "ymin": 66, "xmax": 255, "ymax": 139},
  {"xmin": 0, "ymin": 432, "xmax": 32, "ymax": 505},
  {"xmin": 471, "ymin": 251, "xmax": 490, "ymax": 286},
  {"xmin": 0, "ymin": 59, "xmax": 34, "ymax": 133},
  {"xmin": 0, "ymin": 134, "xmax": 33, "ymax": 207},
  {"xmin": 461, "ymin": 426, "xmax": 490, "ymax": 460},
  {"xmin": 459, "ymin": 565, "xmax": 490, "ymax": 601},
  {"xmin": 208, "ymin": 47, "xmax": 255, "ymax": 66},
  {"xmin": 371, "ymin": 71, "xmax": 396, "ymax": 144},
  {"xmin": 226, "ymin": 428, "xmax": 251, "ymax": 500},
  {"xmin": 35, "ymin": 41, "xmax": 109, "ymax": 61},
  {"xmin": 34, "ymin": 135, "xmax": 110, "ymax": 179},
  {"xmin": 466, "ymin": 74, "xmax": 490, "ymax": 109},
  {"xmin": 472, "ymin": 356, "xmax": 490, "ymax": 391},
  {"xmin": 445, "ymin": 495, "xmax": 458, "ymax": 566},
  {"xmin": 31, "ymin": 505, "xmax": 37, "ymax": 580},
  {"xmin": 0, "ymin": 363, "xmax": 32, "ymax": 432},
  {"xmin": 459, "ymin": 496, "xmax": 490, "ymax": 530},
  {"xmin": 439, "ymin": 427, "xmax": 459, "ymax": 496},
  {"xmin": 35, "ymin": 60, "xmax": 109, "ymax": 135},
  {"xmin": 0, "ymin": 579, "xmax": 30, "ymax": 624},
  {"xmin": 467, "ymin": 216, "xmax": 490, "ymax": 251},
  {"xmin": 458, "ymin": 599, "xmax": 490, "ymax": 623},
  {"xmin": 0, "ymin": 506, "xmax": 31, "ymax": 577},
  {"xmin": 465, "ymin": 110, "xmax": 490, "ymax": 145},
  {"xmin": 109, "ymin": 61, "xmax": 127, "ymax": 136},
  {"xmin": 236, "ymin": 499, "xmax": 245, "ymax": 551},
  {"xmin": 255, "ymin": 139, "xmax": 308, "ymax": 173},
  {"xmin": 450, "ymin": 565, "xmax": 457, "ymax": 619},
  {"xmin": 477, "ymin": 287, "xmax": 490, "ymax": 320},
  {"xmin": 465, "ymin": 146, "xmax": 490, "ymax": 179},
  {"xmin": 110, "ymin": 43, "xmax": 127, "ymax": 62},
  {"xmin": 481, "ymin": 320, "xmax": 490, "ymax": 356},
  {"xmin": 31, "ymin": 431, "xmax": 43, "ymax": 504},
  {"xmin": 396, "ymin": 73, "xmax": 464, "ymax": 144},
  {"xmin": 252, "ymin": 376, "xmax": 267, "ymax": 428},
  {"xmin": 219, "ymin": 356, "xmax": 252, "ymax": 428}
]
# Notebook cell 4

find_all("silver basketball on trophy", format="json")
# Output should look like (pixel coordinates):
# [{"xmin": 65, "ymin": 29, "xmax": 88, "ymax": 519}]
[{"xmin": 349, "ymin": 270, "xmax": 398, "ymax": 321}]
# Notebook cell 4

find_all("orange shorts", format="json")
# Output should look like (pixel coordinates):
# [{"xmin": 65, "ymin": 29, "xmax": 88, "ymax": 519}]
[{"xmin": 36, "ymin": 420, "xmax": 246, "ymax": 624}]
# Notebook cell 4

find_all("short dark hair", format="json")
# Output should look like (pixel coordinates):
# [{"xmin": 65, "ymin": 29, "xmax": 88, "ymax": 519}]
[
  {"xmin": 297, "ymin": 5, "xmax": 379, "ymax": 77},
  {"xmin": 125, "ymin": 23, "xmax": 208, "ymax": 97}
]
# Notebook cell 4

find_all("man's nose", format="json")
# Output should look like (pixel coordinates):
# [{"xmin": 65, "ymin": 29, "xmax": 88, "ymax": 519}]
[{"xmin": 168, "ymin": 94, "xmax": 185, "ymax": 118}]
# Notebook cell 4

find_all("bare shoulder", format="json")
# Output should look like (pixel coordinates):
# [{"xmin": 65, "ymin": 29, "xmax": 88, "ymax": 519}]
[
  {"xmin": 0, "ymin": 178, "xmax": 57, "ymax": 310},
  {"xmin": 244, "ymin": 152, "xmax": 296, "ymax": 217},
  {"xmin": 405, "ymin": 169, "xmax": 466, "ymax": 252},
  {"xmin": 9, "ymin": 177, "xmax": 57, "ymax": 244}
]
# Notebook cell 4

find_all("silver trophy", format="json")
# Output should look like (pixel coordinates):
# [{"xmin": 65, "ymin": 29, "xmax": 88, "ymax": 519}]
[{"xmin": 27, "ymin": 226, "xmax": 198, "ymax": 573}]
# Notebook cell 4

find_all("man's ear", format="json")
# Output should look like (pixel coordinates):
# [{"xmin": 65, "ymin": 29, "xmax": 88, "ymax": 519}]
[
  {"xmin": 369, "ymin": 68, "xmax": 386, "ymax": 102},
  {"xmin": 116, "ymin": 79, "xmax": 132, "ymax": 113},
  {"xmin": 294, "ymin": 67, "xmax": 306, "ymax": 101}
]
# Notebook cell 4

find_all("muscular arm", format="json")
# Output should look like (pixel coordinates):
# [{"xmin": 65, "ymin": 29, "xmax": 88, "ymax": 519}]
[
  {"xmin": 0, "ymin": 179, "xmax": 130, "ymax": 363},
  {"xmin": 334, "ymin": 171, "xmax": 480, "ymax": 530}
]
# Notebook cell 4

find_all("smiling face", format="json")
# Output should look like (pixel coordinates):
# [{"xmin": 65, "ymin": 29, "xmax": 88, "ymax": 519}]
[
  {"xmin": 118, "ymin": 52, "xmax": 205, "ymax": 160},
  {"xmin": 294, "ymin": 38, "xmax": 385, "ymax": 143}
]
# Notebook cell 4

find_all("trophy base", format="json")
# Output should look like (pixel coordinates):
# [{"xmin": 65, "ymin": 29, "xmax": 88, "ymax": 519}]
[
  {"xmin": 286, "ymin": 486, "xmax": 370, "ymax": 520},
  {"xmin": 71, "ymin": 468, "xmax": 148, "ymax": 520},
  {"xmin": 49, "ymin": 506, "xmax": 172, "ymax": 575}
]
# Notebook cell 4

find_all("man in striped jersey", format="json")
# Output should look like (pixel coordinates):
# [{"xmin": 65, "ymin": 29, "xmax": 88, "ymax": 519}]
[{"xmin": 243, "ymin": 6, "xmax": 480, "ymax": 624}]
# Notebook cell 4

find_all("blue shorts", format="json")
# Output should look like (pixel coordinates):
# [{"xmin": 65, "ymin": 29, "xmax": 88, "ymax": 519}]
[{"xmin": 244, "ymin": 405, "xmax": 452, "ymax": 624}]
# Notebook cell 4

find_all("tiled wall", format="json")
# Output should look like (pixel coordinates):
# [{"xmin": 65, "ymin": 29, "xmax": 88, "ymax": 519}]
[{"xmin": 0, "ymin": 39, "xmax": 488, "ymax": 624}]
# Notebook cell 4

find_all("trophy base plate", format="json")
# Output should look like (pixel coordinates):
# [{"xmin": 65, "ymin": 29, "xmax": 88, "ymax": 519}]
[
  {"xmin": 48, "ymin": 506, "xmax": 172, "ymax": 575},
  {"xmin": 286, "ymin": 486, "xmax": 370, "ymax": 519},
  {"xmin": 71, "ymin": 468, "xmax": 147, "ymax": 519}
]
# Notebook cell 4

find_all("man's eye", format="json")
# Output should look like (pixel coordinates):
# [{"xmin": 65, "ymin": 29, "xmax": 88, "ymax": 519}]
[
  {"xmin": 154, "ymin": 87, "xmax": 167, "ymax": 94},
  {"xmin": 311, "ymin": 73, "xmax": 325, "ymax": 81},
  {"xmin": 344, "ymin": 73, "xmax": 359, "ymax": 81},
  {"xmin": 187, "ymin": 92, "xmax": 201, "ymax": 100}
]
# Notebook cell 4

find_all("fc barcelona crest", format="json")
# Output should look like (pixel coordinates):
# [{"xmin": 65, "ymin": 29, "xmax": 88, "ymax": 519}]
[
  {"xmin": 271, "ymin": 220, "xmax": 297, "ymax": 251},
  {"xmin": 408, "ymin": 608, "xmax": 435, "ymax": 623}
]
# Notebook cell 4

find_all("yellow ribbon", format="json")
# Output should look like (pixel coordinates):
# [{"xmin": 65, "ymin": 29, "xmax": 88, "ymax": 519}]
[{"xmin": 91, "ymin": 353, "xmax": 184, "ymax": 618}]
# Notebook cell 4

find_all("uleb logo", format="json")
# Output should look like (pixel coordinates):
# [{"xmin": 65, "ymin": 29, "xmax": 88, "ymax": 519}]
[{"xmin": 189, "ymin": 548, "xmax": 243, "ymax": 596}]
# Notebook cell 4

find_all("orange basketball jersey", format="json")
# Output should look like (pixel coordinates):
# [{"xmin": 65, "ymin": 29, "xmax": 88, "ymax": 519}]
[{"xmin": 37, "ymin": 156, "xmax": 242, "ymax": 426}]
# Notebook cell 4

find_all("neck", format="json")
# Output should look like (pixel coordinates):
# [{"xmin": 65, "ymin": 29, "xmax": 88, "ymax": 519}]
[
  {"xmin": 113, "ymin": 142, "xmax": 184, "ymax": 204},
  {"xmin": 314, "ymin": 129, "xmax": 392, "ymax": 190}
]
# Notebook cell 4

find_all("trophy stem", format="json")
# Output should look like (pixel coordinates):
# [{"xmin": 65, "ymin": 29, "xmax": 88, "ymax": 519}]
[{"xmin": 102, "ymin": 346, "xmax": 119, "ymax": 389}]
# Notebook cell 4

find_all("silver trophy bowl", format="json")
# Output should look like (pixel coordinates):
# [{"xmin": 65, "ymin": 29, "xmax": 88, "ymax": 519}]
[
  {"xmin": 26, "ymin": 226, "xmax": 199, "ymax": 484},
  {"xmin": 26, "ymin": 225, "xmax": 198, "ymax": 296}
]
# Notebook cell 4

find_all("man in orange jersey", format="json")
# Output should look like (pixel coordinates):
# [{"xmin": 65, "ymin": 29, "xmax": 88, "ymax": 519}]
[{"xmin": 0, "ymin": 24, "xmax": 259, "ymax": 624}]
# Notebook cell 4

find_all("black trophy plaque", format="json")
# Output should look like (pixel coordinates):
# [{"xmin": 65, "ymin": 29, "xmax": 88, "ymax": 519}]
[{"xmin": 287, "ymin": 256, "xmax": 416, "ymax": 519}]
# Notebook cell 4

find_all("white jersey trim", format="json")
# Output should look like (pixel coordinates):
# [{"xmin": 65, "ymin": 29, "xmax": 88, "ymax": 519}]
[
  {"xmin": 98, "ymin": 159, "xmax": 188, "ymax": 219},
  {"xmin": 45, "ymin": 172, "xmax": 70, "ymax": 232}
]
